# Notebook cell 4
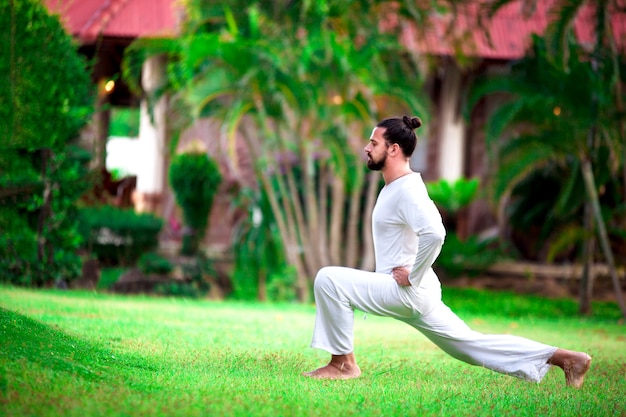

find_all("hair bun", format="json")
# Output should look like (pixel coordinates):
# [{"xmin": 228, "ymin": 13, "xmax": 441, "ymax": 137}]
[{"xmin": 403, "ymin": 116, "xmax": 422, "ymax": 129}]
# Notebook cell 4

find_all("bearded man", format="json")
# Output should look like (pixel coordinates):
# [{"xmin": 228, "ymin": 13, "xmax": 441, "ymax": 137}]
[{"xmin": 303, "ymin": 116, "xmax": 591, "ymax": 388}]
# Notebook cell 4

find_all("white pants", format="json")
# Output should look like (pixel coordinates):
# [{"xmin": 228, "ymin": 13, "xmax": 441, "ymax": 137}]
[{"xmin": 310, "ymin": 266, "xmax": 557, "ymax": 382}]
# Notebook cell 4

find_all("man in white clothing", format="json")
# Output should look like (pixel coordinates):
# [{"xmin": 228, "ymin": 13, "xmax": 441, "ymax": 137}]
[{"xmin": 303, "ymin": 115, "xmax": 592, "ymax": 388}]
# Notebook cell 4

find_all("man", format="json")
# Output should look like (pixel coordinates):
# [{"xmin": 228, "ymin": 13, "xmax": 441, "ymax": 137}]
[{"xmin": 303, "ymin": 116, "xmax": 592, "ymax": 388}]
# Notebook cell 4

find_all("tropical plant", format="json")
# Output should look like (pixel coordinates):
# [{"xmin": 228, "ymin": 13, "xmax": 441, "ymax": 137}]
[
  {"xmin": 123, "ymin": 0, "xmax": 437, "ymax": 302},
  {"xmin": 0, "ymin": 0, "xmax": 94, "ymax": 286},
  {"xmin": 435, "ymin": 233, "xmax": 504, "ymax": 279},
  {"xmin": 153, "ymin": 254, "xmax": 213, "ymax": 298},
  {"xmin": 426, "ymin": 177, "xmax": 480, "ymax": 234},
  {"xmin": 477, "ymin": 0, "xmax": 626, "ymax": 317},
  {"xmin": 468, "ymin": 34, "xmax": 626, "ymax": 318},
  {"xmin": 426, "ymin": 177, "xmax": 504, "ymax": 278},
  {"xmin": 77, "ymin": 205, "xmax": 163, "ymax": 266},
  {"xmin": 169, "ymin": 146, "xmax": 223, "ymax": 255},
  {"xmin": 427, "ymin": 178, "xmax": 480, "ymax": 213},
  {"xmin": 230, "ymin": 187, "xmax": 289, "ymax": 301},
  {"xmin": 138, "ymin": 252, "xmax": 174, "ymax": 275}
]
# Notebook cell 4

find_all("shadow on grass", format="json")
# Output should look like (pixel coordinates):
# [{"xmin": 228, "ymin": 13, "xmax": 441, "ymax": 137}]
[{"xmin": 0, "ymin": 307, "xmax": 156, "ymax": 387}]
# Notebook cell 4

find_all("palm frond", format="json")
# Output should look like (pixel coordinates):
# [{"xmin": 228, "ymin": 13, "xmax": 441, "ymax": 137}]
[
  {"xmin": 545, "ymin": 223, "xmax": 590, "ymax": 263},
  {"xmin": 481, "ymin": 0, "xmax": 538, "ymax": 19},
  {"xmin": 552, "ymin": 158, "xmax": 584, "ymax": 217},
  {"xmin": 121, "ymin": 37, "xmax": 179, "ymax": 95},
  {"xmin": 493, "ymin": 134, "xmax": 565, "ymax": 202},
  {"xmin": 545, "ymin": 0, "xmax": 584, "ymax": 62},
  {"xmin": 483, "ymin": 100, "xmax": 525, "ymax": 153},
  {"xmin": 222, "ymin": 99, "xmax": 254, "ymax": 171}
]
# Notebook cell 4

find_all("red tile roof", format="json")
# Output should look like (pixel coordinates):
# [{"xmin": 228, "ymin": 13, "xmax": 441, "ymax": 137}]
[
  {"xmin": 44, "ymin": 0, "xmax": 180, "ymax": 43},
  {"xmin": 401, "ymin": 1, "xmax": 626, "ymax": 59},
  {"xmin": 45, "ymin": 0, "xmax": 624, "ymax": 59}
]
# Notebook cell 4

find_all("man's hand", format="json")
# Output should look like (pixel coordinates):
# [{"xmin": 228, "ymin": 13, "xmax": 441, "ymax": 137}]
[{"xmin": 391, "ymin": 267, "xmax": 412, "ymax": 286}]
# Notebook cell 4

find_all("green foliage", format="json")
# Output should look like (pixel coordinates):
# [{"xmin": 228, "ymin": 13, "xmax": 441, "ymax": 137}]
[
  {"xmin": 0, "ymin": 0, "xmax": 94, "ymax": 286},
  {"xmin": 78, "ymin": 206, "xmax": 163, "ymax": 266},
  {"xmin": 109, "ymin": 106, "xmax": 140, "ymax": 137},
  {"xmin": 138, "ymin": 252, "xmax": 173, "ymax": 275},
  {"xmin": 504, "ymin": 164, "xmax": 582, "ymax": 260},
  {"xmin": 108, "ymin": 167, "xmax": 131, "ymax": 181},
  {"xmin": 266, "ymin": 265, "xmax": 298, "ymax": 302},
  {"xmin": 123, "ymin": 0, "xmax": 432, "ymax": 298},
  {"xmin": 0, "ymin": 207, "xmax": 39, "ymax": 286},
  {"xmin": 98, "ymin": 267, "xmax": 126, "ymax": 289},
  {"xmin": 467, "ymin": 36, "xmax": 625, "ymax": 262},
  {"xmin": 169, "ymin": 150, "xmax": 223, "ymax": 255},
  {"xmin": 154, "ymin": 254, "xmax": 212, "ymax": 298},
  {"xmin": 435, "ymin": 233, "xmax": 505, "ymax": 278},
  {"xmin": 426, "ymin": 177, "xmax": 480, "ymax": 215},
  {"xmin": 0, "ymin": 0, "xmax": 93, "ymax": 149},
  {"xmin": 230, "ymin": 187, "xmax": 289, "ymax": 301},
  {"xmin": 469, "ymin": 35, "xmax": 623, "ymax": 202},
  {"xmin": 424, "ymin": 177, "xmax": 504, "ymax": 277}
]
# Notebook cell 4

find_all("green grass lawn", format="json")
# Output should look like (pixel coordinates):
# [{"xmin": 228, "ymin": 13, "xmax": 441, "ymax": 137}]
[{"xmin": 1, "ymin": 285, "xmax": 624, "ymax": 417}]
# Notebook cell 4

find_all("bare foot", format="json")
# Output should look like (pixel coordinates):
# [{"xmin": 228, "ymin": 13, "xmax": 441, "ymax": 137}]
[
  {"xmin": 302, "ymin": 361, "xmax": 361, "ymax": 379},
  {"xmin": 549, "ymin": 349, "xmax": 592, "ymax": 389},
  {"xmin": 563, "ymin": 352, "xmax": 592, "ymax": 389}
]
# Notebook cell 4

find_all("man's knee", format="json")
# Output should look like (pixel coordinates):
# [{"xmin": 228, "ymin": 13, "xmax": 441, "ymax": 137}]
[{"xmin": 314, "ymin": 266, "xmax": 338, "ymax": 293}]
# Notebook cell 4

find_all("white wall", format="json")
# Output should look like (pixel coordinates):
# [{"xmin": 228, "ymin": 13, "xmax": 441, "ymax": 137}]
[
  {"xmin": 135, "ymin": 55, "xmax": 168, "ymax": 195},
  {"xmin": 106, "ymin": 136, "xmax": 141, "ymax": 177},
  {"xmin": 437, "ymin": 63, "xmax": 465, "ymax": 181}
]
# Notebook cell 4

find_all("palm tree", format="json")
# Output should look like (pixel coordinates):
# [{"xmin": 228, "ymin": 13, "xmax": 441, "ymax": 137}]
[
  {"xmin": 468, "ymin": 34, "xmax": 626, "ymax": 318},
  {"xmin": 124, "ymin": 1, "xmax": 431, "ymax": 301},
  {"xmin": 478, "ymin": 0, "xmax": 626, "ymax": 317}
]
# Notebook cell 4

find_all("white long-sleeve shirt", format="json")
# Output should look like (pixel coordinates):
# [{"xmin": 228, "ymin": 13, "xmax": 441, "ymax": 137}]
[{"xmin": 372, "ymin": 172, "xmax": 446, "ymax": 288}]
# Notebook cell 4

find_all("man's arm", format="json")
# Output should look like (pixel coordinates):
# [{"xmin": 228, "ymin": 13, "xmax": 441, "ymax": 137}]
[
  {"xmin": 407, "ymin": 229, "xmax": 445, "ymax": 286},
  {"xmin": 401, "ymin": 197, "xmax": 446, "ymax": 287}
]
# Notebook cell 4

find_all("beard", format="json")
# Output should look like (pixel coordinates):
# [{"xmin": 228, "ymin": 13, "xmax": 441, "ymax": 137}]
[{"xmin": 366, "ymin": 153, "xmax": 386, "ymax": 171}]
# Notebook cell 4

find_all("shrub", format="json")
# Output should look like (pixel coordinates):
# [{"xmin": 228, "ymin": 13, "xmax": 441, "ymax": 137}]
[
  {"xmin": 426, "ymin": 177, "xmax": 479, "ymax": 233},
  {"xmin": 230, "ymin": 187, "xmax": 288, "ymax": 301},
  {"xmin": 153, "ymin": 255, "xmax": 212, "ymax": 298},
  {"xmin": 0, "ymin": 207, "xmax": 39, "ymax": 286},
  {"xmin": 78, "ymin": 205, "xmax": 163, "ymax": 266},
  {"xmin": 435, "ymin": 233, "xmax": 505, "ymax": 279},
  {"xmin": 425, "ymin": 177, "xmax": 505, "ymax": 278},
  {"xmin": 426, "ymin": 178, "xmax": 479, "ymax": 216},
  {"xmin": 266, "ymin": 265, "xmax": 298, "ymax": 302},
  {"xmin": 138, "ymin": 252, "xmax": 173, "ymax": 275},
  {"xmin": 98, "ymin": 267, "xmax": 126, "ymax": 289},
  {"xmin": 0, "ymin": 0, "xmax": 94, "ymax": 286},
  {"xmin": 169, "ymin": 148, "xmax": 222, "ymax": 255}
]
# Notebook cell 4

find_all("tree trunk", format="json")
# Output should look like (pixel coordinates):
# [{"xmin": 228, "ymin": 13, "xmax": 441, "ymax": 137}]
[
  {"xmin": 359, "ymin": 171, "xmax": 380, "ymax": 271},
  {"xmin": 317, "ymin": 165, "xmax": 330, "ymax": 266},
  {"xmin": 304, "ymin": 157, "xmax": 323, "ymax": 272},
  {"xmin": 578, "ymin": 201, "xmax": 595, "ymax": 315},
  {"xmin": 580, "ymin": 159, "xmax": 626, "ymax": 319},
  {"xmin": 328, "ymin": 172, "xmax": 346, "ymax": 265},
  {"xmin": 345, "ymin": 167, "xmax": 364, "ymax": 268},
  {"xmin": 36, "ymin": 149, "xmax": 52, "ymax": 285},
  {"xmin": 242, "ymin": 125, "xmax": 309, "ymax": 302},
  {"xmin": 259, "ymin": 171, "xmax": 309, "ymax": 302},
  {"xmin": 257, "ymin": 268, "xmax": 267, "ymax": 302},
  {"xmin": 284, "ymin": 161, "xmax": 317, "ymax": 277}
]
